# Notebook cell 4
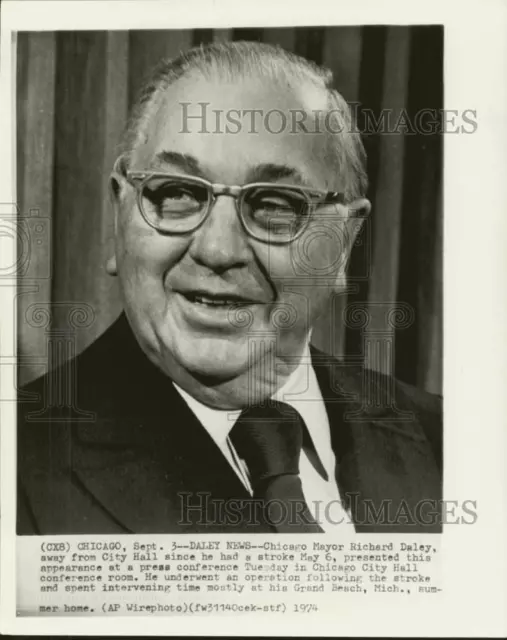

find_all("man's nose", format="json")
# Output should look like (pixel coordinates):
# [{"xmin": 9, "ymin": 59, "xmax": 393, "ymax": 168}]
[{"xmin": 188, "ymin": 195, "xmax": 251, "ymax": 271}]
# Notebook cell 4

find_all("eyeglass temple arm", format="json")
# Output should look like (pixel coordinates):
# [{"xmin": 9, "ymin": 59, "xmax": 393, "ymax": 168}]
[
  {"xmin": 323, "ymin": 192, "xmax": 370, "ymax": 218},
  {"xmin": 324, "ymin": 191, "xmax": 345, "ymax": 204}
]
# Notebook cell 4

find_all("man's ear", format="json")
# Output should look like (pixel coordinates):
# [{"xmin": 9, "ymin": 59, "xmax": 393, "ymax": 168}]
[
  {"xmin": 106, "ymin": 160, "xmax": 128, "ymax": 278},
  {"xmin": 109, "ymin": 169, "xmax": 126, "ymax": 220},
  {"xmin": 334, "ymin": 197, "xmax": 371, "ymax": 287},
  {"xmin": 347, "ymin": 196, "xmax": 371, "ymax": 228},
  {"xmin": 345, "ymin": 196, "xmax": 371, "ymax": 245}
]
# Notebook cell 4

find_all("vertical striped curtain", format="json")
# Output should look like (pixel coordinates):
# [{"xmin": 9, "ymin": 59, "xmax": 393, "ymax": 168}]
[{"xmin": 16, "ymin": 26, "xmax": 443, "ymax": 393}]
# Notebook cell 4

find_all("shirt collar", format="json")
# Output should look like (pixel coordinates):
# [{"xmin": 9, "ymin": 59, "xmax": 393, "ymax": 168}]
[{"xmin": 173, "ymin": 340, "xmax": 333, "ymax": 481}]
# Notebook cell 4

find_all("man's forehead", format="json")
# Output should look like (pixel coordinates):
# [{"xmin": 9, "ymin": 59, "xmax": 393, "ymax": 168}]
[
  {"xmin": 133, "ymin": 73, "xmax": 332, "ymax": 186},
  {"xmin": 158, "ymin": 70, "xmax": 325, "ymax": 113},
  {"xmin": 150, "ymin": 73, "xmax": 319, "ymax": 135}
]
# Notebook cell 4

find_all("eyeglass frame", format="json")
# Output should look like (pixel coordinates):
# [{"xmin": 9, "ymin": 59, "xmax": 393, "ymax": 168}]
[{"xmin": 112, "ymin": 156, "xmax": 348, "ymax": 245}]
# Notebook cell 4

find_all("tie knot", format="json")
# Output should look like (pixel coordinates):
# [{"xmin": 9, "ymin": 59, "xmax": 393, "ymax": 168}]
[{"xmin": 229, "ymin": 401, "xmax": 304, "ymax": 489}]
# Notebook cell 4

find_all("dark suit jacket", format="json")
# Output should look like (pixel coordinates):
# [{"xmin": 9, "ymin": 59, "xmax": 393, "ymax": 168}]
[{"xmin": 17, "ymin": 313, "xmax": 443, "ymax": 535}]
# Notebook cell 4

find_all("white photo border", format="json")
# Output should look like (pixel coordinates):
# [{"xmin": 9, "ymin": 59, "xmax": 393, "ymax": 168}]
[{"xmin": 1, "ymin": 0, "xmax": 507, "ymax": 636}]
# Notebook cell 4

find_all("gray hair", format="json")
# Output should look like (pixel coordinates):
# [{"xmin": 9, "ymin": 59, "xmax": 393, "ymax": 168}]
[{"xmin": 121, "ymin": 40, "xmax": 368, "ymax": 201}]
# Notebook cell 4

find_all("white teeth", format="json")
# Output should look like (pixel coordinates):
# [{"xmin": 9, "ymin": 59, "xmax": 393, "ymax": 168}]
[
  {"xmin": 194, "ymin": 296, "xmax": 234, "ymax": 306},
  {"xmin": 185, "ymin": 293, "xmax": 253, "ymax": 307}
]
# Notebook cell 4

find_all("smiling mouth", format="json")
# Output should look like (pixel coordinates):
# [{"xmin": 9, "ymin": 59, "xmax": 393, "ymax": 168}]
[{"xmin": 181, "ymin": 292, "xmax": 261, "ymax": 308}]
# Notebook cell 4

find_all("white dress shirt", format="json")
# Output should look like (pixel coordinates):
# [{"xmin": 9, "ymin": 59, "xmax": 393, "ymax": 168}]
[{"xmin": 174, "ymin": 343, "xmax": 353, "ymax": 533}]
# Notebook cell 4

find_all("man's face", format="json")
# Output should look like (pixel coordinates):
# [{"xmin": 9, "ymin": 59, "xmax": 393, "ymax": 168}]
[{"xmin": 112, "ymin": 73, "xmax": 361, "ymax": 404}]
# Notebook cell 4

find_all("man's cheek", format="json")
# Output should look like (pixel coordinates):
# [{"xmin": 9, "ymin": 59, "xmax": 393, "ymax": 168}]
[
  {"xmin": 304, "ymin": 230, "xmax": 344, "ymax": 276},
  {"xmin": 274, "ymin": 290, "xmax": 312, "ymax": 332},
  {"xmin": 269, "ymin": 228, "xmax": 342, "ymax": 283},
  {"xmin": 119, "ymin": 231, "xmax": 182, "ymax": 274},
  {"xmin": 116, "ymin": 248, "xmax": 164, "ymax": 301}
]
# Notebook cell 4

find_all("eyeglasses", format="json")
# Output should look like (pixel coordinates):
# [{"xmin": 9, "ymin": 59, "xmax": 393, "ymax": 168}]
[{"xmin": 114, "ymin": 159, "xmax": 345, "ymax": 245}]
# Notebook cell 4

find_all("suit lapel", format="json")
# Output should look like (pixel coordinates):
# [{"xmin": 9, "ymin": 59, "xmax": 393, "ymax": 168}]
[
  {"xmin": 72, "ymin": 317, "xmax": 269, "ymax": 532},
  {"xmin": 72, "ymin": 393, "xmax": 261, "ymax": 533},
  {"xmin": 311, "ymin": 348, "xmax": 441, "ymax": 533}
]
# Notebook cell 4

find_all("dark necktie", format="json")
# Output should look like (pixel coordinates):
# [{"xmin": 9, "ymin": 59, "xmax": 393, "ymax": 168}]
[{"xmin": 229, "ymin": 401, "xmax": 324, "ymax": 533}]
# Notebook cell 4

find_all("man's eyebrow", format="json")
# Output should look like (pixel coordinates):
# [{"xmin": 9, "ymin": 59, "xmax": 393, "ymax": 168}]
[
  {"xmin": 150, "ymin": 151, "xmax": 205, "ymax": 177},
  {"xmin": 148, "ymin": 155, "xmax": 310, "ymax": 186},
  {"xmin": 246, "ymin": 163, "xmax": 309, "ymax": 185}
]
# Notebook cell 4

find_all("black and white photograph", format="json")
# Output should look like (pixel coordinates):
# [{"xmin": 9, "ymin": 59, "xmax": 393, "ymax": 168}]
[
  {"xmin": 16, "ymin": 24, "xmax": 444, "ymax": 535},
  {"xmin": 1, "ymin": 0, "xmax": 506, "ymax": 636}
]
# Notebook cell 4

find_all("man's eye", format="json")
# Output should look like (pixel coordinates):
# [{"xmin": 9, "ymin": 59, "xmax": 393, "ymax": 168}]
[
  {"xmin": 143, "ymin": 182, "xmax": 205, "ymax": 215},
  {"xmin": 256, "ymin": 197, "xmax": 294, "ymax": 211},
  {"xmin": 166, "ymin": 187, "xmax": 197, "ymax": 204},
  {"xmin": 158, "ymin": 185, "xmax": 199, "ymax": 204},
  {"xmin": 248, "ymin": 190, "xmax": 307, "ymax": 220}
]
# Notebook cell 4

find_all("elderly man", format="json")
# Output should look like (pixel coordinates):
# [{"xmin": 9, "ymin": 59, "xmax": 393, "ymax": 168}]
[{"xmin": 17, "ymin": 41, "xmax": 442, "ymax": 535}]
